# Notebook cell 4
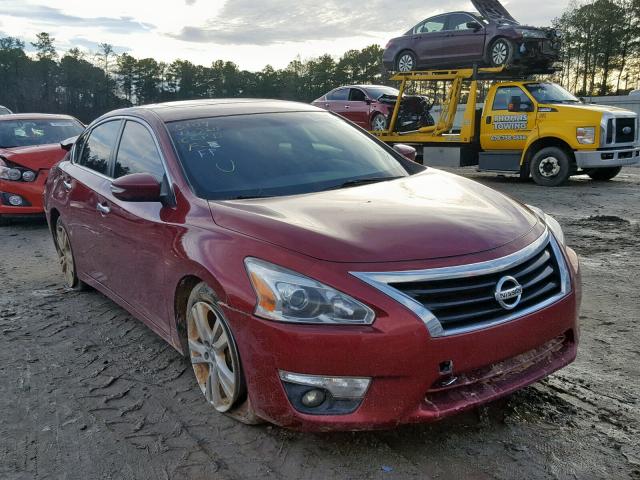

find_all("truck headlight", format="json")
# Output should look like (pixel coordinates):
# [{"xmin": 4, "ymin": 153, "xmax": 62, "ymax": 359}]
[
  {"xmin": 526, "ymin": 205, "xmax": 565, "ymax": 246},
  {"xmin": 576, "ymin": 127, "xmax": 595, "ymax": 144},
  {"xmin": 245, "ymin": 258, "xmax": 375, "ymax": 325}
]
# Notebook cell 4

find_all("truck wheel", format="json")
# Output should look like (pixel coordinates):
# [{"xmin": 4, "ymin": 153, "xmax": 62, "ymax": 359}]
[
  {"xmin": 587, "ymin": 167, "xmax": 622, "ymax": 181},
  {"xmin": 530, "ymin": 147, "xmax": 571, "ymax": 186},
  {"xmin": 489, "ymin": 39, "xmax": 514, "ymax": 67},
  {"xmin": 396, "ymin": 51, "xmax": 416, "ymax": 72}
]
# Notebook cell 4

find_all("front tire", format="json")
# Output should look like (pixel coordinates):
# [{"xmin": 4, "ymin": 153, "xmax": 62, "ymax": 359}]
[
  {"xmin": 396, "ymin": 51, "xmax": 416, "ymax": 72},
  {"xmin": 587, "ymin": 166, "xmax": 622, "ymax": 181},
  {"xmin": 371, "ymin": 113, "xmax": 387, "ymax": 131},
  {"xmin": 530, "ymin": 147, "xmax": 571, "ymax": 186},
  {"xmin": 488, "ymin": 38, "xmax": 514, "ymax": 67},
  {"xmin": 54, "ymin": 218, "xmax": 86, "ymax": 290},
  {"xmin": 186, "ymin": 283, "xmax": 245, "ymax": 414}
]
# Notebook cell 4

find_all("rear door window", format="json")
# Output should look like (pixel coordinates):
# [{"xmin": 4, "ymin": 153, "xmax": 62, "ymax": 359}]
[
  {"xmin": 327, "ymin": 88, "xmax": 349, "ymax": 101},
  {"xmin": 416, "ymin": 15, "xmax": 447, "ymax": 33},
  {"xmin": 77, "ymin": 120, "xmax": 121, "ymax": 176},
  {"xmin": 114, "ymin": 121, "xmax": 165, "ymax": 181}
]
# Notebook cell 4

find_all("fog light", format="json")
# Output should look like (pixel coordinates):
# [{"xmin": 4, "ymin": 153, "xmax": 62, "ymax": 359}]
[
  {"xmin": 279, "ymin": 371, "xmax": 370, "ymax": 398},
  {"xmin": 22, "ymin": 170, "xmax": 36, "ymax": 182},
  {"xmin": 301, "ymin": 389, "xmax": 326, "ymax": 408},
  {"xmin": 8, "ymin": 194, "xmax": 24, "ymax": 206}
]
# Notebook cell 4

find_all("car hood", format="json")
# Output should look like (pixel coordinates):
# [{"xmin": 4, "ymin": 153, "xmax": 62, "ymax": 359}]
[
  {"xmin": 209, "ymin": 170, "xmax": 539, "ymax": 263},
  {"xmin": 552, "ymin": 103, "xmax": 636, "ymax": 116},
  {"xmin": 0, "ymin": 144, "xmax": 67, "ymax": 170},
  {"xmin": 472, "ymin": 0, "xmax": 518, "ymax": 24}
]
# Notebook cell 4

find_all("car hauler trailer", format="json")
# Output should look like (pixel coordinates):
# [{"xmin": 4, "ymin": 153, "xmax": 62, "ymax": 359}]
[{"xmin": 372, "ymin": 67, "xmax": 640, "ymax": 186}]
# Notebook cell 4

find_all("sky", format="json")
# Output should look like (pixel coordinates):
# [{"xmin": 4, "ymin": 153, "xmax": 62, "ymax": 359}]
[{"xmin": 0, "ymin": 0, "xmax": 570, "ymax": 71}]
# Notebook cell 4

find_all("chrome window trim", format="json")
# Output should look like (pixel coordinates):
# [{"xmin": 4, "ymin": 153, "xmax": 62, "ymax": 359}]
[
  {"xmin": 71, "ymin": 115, "xmax": 176, "ymax": 201},
  {"xmin": 350, "ymin": 229, "xmax": 571, "ymax": 338}
]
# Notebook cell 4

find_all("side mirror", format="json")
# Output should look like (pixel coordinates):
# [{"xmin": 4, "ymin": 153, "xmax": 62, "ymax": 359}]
[
  {"xmin": 466, "ymin": 21, "xmax": 482, "ymax": 30},
  {"xmin": 393, "ymin": 143, "xmax": 417, "ymax": 162},
  {"xmin": 60, "ymin": 136, "xmax": 78, "ymax": 151},
  {"xmin": 508, "ymin": 95, "xmax": 522, "ymax": 112},
  {"xmin": 111, "ymin": 173, "xmax": 162, "ymax": 202}
]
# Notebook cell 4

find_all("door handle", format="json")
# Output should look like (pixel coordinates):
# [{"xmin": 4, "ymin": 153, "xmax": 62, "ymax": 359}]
[
  {"xmin": 344, "ymin": 105, "xmax": 350, "ymax": 109},
  {"xmin": 486, "ymin": 116, "xmax": 492, "ymax": 124},
  {"xmin": 96, "ymin": 202, "xmax": 110, "ymax": 215},
  {"xmin": 325, "ymin": 103, "xmax": 330, "ymax": 108},
  {"xmin": 62, "ymin": 179, "xmax": 72, "ymax": 190}
]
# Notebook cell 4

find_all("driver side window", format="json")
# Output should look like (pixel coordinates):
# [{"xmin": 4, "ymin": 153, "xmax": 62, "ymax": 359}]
[
  {"xmin": 492, "ymin": 86, "xmax": 533, "ymax": 111},
  {"xmin": 349, "ymin": 89, "xmax": 366, "ymax": 102}
]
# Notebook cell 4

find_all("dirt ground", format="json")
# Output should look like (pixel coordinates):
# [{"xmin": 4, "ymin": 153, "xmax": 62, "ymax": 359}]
[{"xmin": 1, "ymin": 168, "xmax": 639, "ymax": 480}]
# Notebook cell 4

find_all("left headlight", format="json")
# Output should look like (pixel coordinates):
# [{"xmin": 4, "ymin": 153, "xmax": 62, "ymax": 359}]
[
  {"xmin": 576, "ymin": 126, "xmax": 595, "ymax": 144},
  {"xmin": 527, "ymin": 205, "xmax": 565, "ymax": 246},
  {"xmin": 0, "ymin": 158, "xmax": 36, "ymax": 182},
  {"xmin": 244, "ymin": 258, "xmax": 375, "ymax": 325}
]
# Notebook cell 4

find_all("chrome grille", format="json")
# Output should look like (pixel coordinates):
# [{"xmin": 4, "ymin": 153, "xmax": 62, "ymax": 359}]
[
  {"xmin": 351, "ymin": 231, "xmax": 570, "ymax": 337},
  {"xmin": 388, "ymin": 242, "xmax": 561, "ymax": 331}
]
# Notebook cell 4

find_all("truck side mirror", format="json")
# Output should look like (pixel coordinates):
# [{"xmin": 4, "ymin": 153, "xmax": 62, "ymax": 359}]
[{"xmin": 508, "ymin": 96, "xmax": 522, "ymax": 112}]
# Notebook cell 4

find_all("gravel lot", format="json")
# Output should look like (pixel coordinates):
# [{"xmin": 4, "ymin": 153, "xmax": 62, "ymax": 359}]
[{"xmin": 1, "ymin": 168, "xmax": 638, "ymax": 480}]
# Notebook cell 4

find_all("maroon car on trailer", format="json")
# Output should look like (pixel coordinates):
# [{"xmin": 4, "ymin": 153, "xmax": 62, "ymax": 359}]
[
  {"xmin": 44, "ymin": 99, "xmax": 580, "ymax": 431},
  {"xmin": 383, "ymin": 0, "xmax": 559, "ymax": 72}
]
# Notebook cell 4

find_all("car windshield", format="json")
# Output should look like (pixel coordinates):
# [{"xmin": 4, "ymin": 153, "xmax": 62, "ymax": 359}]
[
  {"xmin": 365, "ymin": 86, "xmax": 400, "ymax": 99},
  {"xmin": 524, "ymin": 83, "xmax": 580, "ymax": 104},
  {"xmin": 167, "ymin": 111, "xmax": 411, "ymax": 200},
  {"xmin": 0, "ymin": 107, "xmax": 11, "ymax": 115},
  {"xmin": 0, "ymin": 119, "xmax": 84, "ymax": 148}
]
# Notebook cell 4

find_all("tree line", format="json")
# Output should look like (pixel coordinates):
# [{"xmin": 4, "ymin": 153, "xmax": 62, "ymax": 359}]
[
  {"xmin": 0, "ymin": 33, "xmax": 389, "ymax": 123},
  {"xmin": 1, "ymin": 0, "xmax": 638, "ymax": 123}
]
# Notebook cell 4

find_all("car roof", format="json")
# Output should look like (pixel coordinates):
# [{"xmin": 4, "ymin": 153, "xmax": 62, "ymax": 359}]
[
  {"xmin": 103, "ymin": 99, "xmax": 322, "ymax": 123},
  {"xmin": 334, "ymin": 85, "xmax": 398, "ymax": 90},
  {"xmin": 0, "ymin": 113, "xmax": 79, "ymax": 122}
]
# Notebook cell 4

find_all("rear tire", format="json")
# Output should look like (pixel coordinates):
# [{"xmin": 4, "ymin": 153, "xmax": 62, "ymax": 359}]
[
  {"xmin": 396, "ymin": 51, "xmax": 416, "ymax": 72},
  {"xmin": 54, "ymin": 217, "xmax": 87, "ymax": 290},
  {"xmin": 587, "ymin": 166, "xmax": 622, "ymax": 181},
  {"xmin": 530, "ymin": 147, "xmax": 571, "ymax": 186},
  {"xmin": 488, "ymin": 38, "xmax": 514, "ymax": 67}
]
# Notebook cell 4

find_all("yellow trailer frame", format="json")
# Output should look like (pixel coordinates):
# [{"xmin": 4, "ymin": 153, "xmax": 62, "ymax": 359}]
[{"xmin": 372, "ymin": 66, "xmax": 507, "ymax": 144}]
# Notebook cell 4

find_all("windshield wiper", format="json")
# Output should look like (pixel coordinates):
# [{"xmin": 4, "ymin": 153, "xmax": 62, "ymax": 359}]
[{"xmin": 327, "ymin": 176, "xmax": 404, "ymax": 191}]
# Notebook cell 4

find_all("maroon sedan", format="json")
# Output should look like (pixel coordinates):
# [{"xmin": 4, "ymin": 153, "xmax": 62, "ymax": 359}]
[
  {"xmin": 383, "ymin": 0, "xmax": 559, "ymax": 72},
  {"xmin": 312, "ymin": 85, "xmax": 399, "ymax": 131},
  {"xmin": 44, "ymin": 99, "xmax": 580, "ymax": 431},
  {"xmin": 1, "ymin": 114, "xmax": 84, "ymax": 224}
]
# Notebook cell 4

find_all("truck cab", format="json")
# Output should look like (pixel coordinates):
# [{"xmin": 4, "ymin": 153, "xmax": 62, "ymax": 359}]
[
  {"xmin": 373, "ymin": 68, "xmax": 640, "ymax": 186},
  {"xmin": 479, "ymin": 80, "xmax": 639, "ymax": 185}
]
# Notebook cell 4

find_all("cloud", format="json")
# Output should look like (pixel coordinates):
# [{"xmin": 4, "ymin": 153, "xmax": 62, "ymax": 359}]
[
  {"xmin": 171, "ymin": 0, "xmax": 562, "ymax": 46},
  {"xmin": 1, "ymin": 3, "xmax": 155, "ymax": 34}
]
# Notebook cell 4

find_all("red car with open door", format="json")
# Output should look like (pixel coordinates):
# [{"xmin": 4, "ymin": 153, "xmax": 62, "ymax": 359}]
[
  {"xmin": 312, "ymin": 85, "xmax": 400, "ymax": 131},
  {"xmin": 0, "ymin": 114, "xmax": 84, "ymax": 224}
]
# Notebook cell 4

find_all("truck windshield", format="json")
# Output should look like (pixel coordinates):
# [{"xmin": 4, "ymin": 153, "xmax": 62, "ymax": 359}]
[
  {"xmin": 167, "ymin": 111, "xmax": 411, "ymax": 200},
  {"xmin": 524, "ymin": 83, "xmax": 580, "ymax": 104}
]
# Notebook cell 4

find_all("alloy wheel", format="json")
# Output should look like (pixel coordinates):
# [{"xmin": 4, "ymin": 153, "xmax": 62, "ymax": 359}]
[
  {"xmin": 371, "ymin": 114, "xmax": 387, "ymax": 131},
  {"xmin": 56, "ymin": 223, "xmax": 76, "ymax": 288},
  {"xmin": 187, "ymin": 301, "xmax": 240, "ymax": 412},
  {"xmin": 492, "ymin": 42, "xmax": 508, "ymax": 66},
  {"xmin": 538, "ymin": 156, "xmax": 561, "ymax": 177},
  {"xmin": 398, "ymin": 54, "xmax": 414, "ymax": 72}
]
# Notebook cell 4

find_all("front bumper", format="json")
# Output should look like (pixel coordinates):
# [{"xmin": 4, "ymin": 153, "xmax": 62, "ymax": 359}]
[
  {"xmin": 575, "ymin": 146, "xmax": 640, "ymax": 168},
  {"xmin": 0, "ymin": 169, "xmax": 49, "ymax": 216},
  {"xmin": 227, "ymin": 247, "xmax": 581, "ymax": 431}
]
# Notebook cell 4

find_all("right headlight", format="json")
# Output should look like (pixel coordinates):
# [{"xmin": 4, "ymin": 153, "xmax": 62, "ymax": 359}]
[
  {"xmin": 244, "ymin": 258, "xmax": 375, "ymax": 325},
  {"xmin": 576, "ymin": 126, "xmax": 595, "ymax": 144},
  {"xmin": 527, "ymin": 205, "xmax": 565, "ymax": 246}
]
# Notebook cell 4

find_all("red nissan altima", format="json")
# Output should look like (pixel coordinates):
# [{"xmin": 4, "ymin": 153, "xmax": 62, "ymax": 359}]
[{"xmin": 44, "ymin": 99, "xmax": 580, "ymax": 431}]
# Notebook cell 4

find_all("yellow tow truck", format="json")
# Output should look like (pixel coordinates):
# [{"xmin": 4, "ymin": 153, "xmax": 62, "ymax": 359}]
[{"xmin": 373, "ymin": 67, "xmax": 640, "ymax": 186}]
